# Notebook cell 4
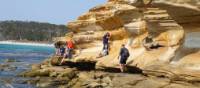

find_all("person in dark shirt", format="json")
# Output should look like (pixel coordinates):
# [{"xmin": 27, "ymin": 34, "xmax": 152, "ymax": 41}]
[
  {"xmin": 118, "ymin": 44, "xmax": 130, "ymax": 72},
  {"xmin": 102, "ymin": 32, "xmax": 110, "ymax": 55}
]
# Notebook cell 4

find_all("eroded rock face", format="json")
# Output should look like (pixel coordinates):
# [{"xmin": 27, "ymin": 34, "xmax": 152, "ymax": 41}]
[
  {"xmin": 153, "ymin": 0, "xmax": 200, "ymax": 24},
  {"xmin": 48, "ymin": 0, "xmax": 200, "ymax": 83},
  {"xmin": 17, "ymin": 1, "xmax": 200, "ymax": 87},
  {"xmin": 108, "ymin": 0, "xmax": 154, "ymax": 6},
  {"xmin": 67, "ymin": 3, "xmax": 141, "ymax": 32},
  {"xmin": 64, "ymin": 0, "xmax": 186, "ymax": 70}
]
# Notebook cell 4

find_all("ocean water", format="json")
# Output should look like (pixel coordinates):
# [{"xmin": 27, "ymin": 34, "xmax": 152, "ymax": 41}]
[{"xmin": 0, "ymin": 44, "xmax": 54, "ymax": 88}]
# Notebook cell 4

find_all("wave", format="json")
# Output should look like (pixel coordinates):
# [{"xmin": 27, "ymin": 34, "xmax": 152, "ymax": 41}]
[
  {"xmin": 0, "ymin": 52, "xmax": 51, "ymax": 57},
  {"xmin": 0, "ymin": 41, "xmax": 54, "ymax": 47}
]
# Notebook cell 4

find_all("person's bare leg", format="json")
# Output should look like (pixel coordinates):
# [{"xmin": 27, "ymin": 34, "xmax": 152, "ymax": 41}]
[
  {"xmin": 123, "ymin": 64, "xmax": 127, "ymax": 72},
  {"xmin": 60, "ymin": 54, "xmax": 65, "ymax": 65},
  {"xmin": 120, "ymin": 64, "xmax": 124, "ymax": 72},
  {"xmin": 120, "ymin": 64, "xmax": 126, "ymax": 72},
  {"xmin": 56, "ymin": 49, "xmax": 61, "ymax": 56},
  {"xmin": 122, "ymin": 64, "xmax": 125, "ymax": 72},
  {"xmin": 55, "ymin": 49, "xmax": 58, "ymax": 55}
]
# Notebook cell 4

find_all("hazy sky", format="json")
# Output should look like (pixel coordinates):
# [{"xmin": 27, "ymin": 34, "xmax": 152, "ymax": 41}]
[{"xmin": 0, "ymin": 0, "xmax": 106, "ymax": 25}]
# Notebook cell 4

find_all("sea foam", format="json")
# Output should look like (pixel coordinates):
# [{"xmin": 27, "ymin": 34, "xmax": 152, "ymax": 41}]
[{"xmin": 0, "ymin": 41, "xmax": 54, "ymax": 47}]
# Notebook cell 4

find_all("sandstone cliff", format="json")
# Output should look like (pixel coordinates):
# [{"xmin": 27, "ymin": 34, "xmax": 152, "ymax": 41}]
[
  {"xmin": 60, "ymin": 0, "xmax": 200, "ymax": 82},
  {"xmin": 20, "ymin": 0, "xmax": 199, "ymax": 85},
  {"xmin": 58, "ymin": 0, "xmax": 200, "ymax": 82},
  {"xmin": 19, "ymin": 0, "xmax": 200, "ymax": 88}
]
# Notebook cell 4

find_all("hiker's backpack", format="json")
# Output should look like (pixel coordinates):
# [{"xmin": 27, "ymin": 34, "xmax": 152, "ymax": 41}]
[{"xmin": 123, "ymin": 48, "xmax": 130, "ymax": 58}]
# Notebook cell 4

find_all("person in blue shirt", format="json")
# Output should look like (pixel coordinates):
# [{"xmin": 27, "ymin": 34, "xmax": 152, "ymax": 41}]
[
  {"xmin": 118, "ymin": 44, "xmax": 130, "ymax": 72},
  {"xmin": 60, "ymin": 45, "xmax": 66, "ymax": 57}
]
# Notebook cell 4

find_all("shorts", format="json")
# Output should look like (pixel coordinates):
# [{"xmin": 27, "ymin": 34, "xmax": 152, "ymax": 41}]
[
  {"xmin": 60, "ymin": 51, "xmax": 65, "ymax": 56},
  {"xmin": 120, "ymin": 57, "xmax": 127, "ymax": 64}
]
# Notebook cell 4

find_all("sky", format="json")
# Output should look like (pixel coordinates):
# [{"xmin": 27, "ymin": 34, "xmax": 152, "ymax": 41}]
[{"xmin": 0, "ymin": 0, "xmax": 106, "ymax": 25}]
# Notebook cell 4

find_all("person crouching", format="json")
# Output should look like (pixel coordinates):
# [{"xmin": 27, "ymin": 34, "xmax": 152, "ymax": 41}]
[{"xmin": 54, "ymin": 41, "xmax": 65, "ymax": 56}]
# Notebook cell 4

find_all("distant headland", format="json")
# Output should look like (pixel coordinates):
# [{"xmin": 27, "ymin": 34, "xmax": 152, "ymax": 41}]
[{"xmin": 0, "ymin": 20, "xmax": 68, "ymax": 42}]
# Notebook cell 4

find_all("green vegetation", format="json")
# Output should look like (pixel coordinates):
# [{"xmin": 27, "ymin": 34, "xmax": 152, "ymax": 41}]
[{"xmin": 0, "ymin": 21, "xmax": 68, "ymax": 42}]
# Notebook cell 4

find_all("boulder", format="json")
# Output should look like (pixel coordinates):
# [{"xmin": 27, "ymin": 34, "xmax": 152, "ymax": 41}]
[
  {"xmin": 20, "ymin": 69, "xmax": 50, "ymax": 77},
  {"xmin": 31, "ymin": 64, "xmax": 41, "ymax": 70},
  {"xmin": 50, "ymin": 56, "xmax": 63, "ymax": 66}
]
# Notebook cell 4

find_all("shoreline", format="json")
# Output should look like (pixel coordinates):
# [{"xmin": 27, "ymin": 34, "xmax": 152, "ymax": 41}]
[{"xmin": 0, "ymin": 40, "xmax": 54, "ymax": 47}]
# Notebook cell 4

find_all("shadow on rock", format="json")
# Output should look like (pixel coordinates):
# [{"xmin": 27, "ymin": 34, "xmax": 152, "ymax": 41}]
[
  {"xmin": 62, "ymin": 61, "xmax": 96, "ymax": 71},
  {"xmin": 97, "ymin": 66, "xmax": 143, "ymax": 74}
]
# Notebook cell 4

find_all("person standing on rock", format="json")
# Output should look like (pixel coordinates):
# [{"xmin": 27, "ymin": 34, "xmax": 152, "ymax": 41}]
[
  {"xmin": 118, "ymin": 44, "xmax": 130, "ymax": 72},
  {"xmin": 66, "ymin": 38, "xmax": 74, "ymax": 59},
  {"xmin": 102, "ymin": 32, "xmax": 111, "ymax": 55}
]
